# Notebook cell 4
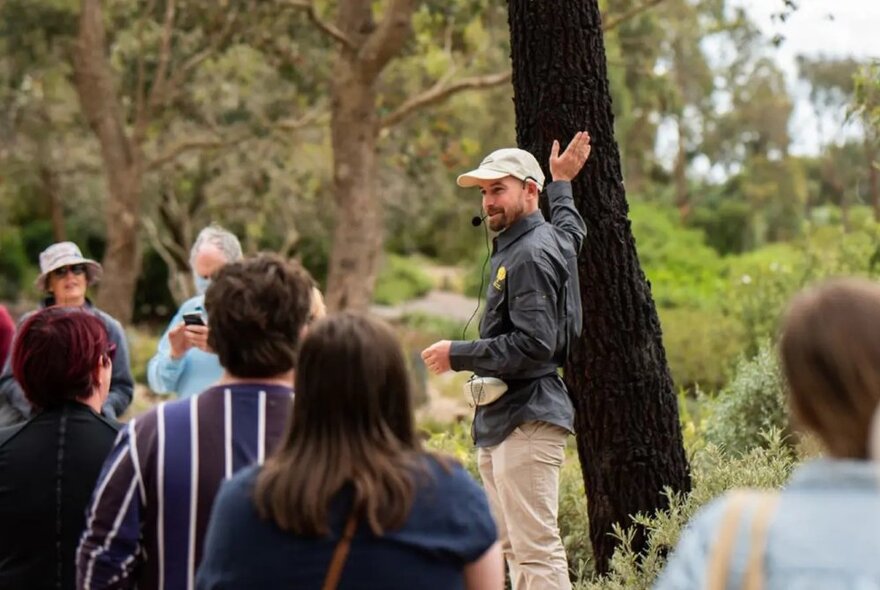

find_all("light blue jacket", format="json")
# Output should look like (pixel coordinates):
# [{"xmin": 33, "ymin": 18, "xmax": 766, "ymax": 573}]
[
  {"xmin": 654, "ymin": 459, "xmax": 880, "ymax": 590},
  {"xmin": 146, "ymin": 296, "xmax": 223, "ymax": 398}
]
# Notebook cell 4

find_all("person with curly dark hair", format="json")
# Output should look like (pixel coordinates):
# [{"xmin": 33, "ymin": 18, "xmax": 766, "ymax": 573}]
[
  {"xmin": 0, "ymin": 307, "xmax": 119, "ymax": 590},
  {"xmin": 78, "ymin": 253, "xmax": 314, "ymax": 590}
]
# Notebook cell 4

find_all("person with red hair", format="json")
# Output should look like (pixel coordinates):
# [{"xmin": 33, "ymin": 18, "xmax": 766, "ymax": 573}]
[
  {"xmin": 0, "ymin": 305, "xmax": 13, "ymax": 367},
  {"xmin": 0, "ymin": 306, "xmax": 120, "ymax": 590}
]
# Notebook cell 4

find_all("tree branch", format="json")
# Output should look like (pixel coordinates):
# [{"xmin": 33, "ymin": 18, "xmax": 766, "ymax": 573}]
[
  {"xmin": 273, "ymin": 108, "xmax": 328, "ymax": 131},
  {"xmin": 359, "ymin": 0, "xmax": 417, "ymax": 77},
  {"xmin": 381, "ymin": 70, "xmax": 512, "ymax": 129},
  {"xmin": 163, "ymin": 9, "xmax": 240, "ymax": 103},
  {"xmin": 281, "ymin": 0, "xmax": 355, "ymax": 51},
  {"xmin": 602, "ymin": 0, "xmax": 667, "ymax": 32},
  {"xmin": 133, "ymin": 0, "xmax": 176, "ymax": 143},
  {"xmin": 133, "ymin": 0, "xmax": 157, "ymax": 131},
  {"xmin": 146, "ymin": 133, "xmax": 251, "ymax": 171}
]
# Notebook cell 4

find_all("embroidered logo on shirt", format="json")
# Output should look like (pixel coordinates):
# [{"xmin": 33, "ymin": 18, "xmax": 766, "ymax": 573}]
[{"xmin": 493, "ymin": 266, "xmax": 507, "ymax": 291}]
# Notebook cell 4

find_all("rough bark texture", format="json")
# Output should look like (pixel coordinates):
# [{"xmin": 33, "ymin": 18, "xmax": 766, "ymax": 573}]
[
  {"xmin": 325, "ymin": 0, "xmax": 415, "ymax": 311},
  {"xmin": 507, "ymin": 0, "xmax": 691, "ymax": 573},
  {"xmin": 73, "ymin": 0, "xmax": 143, "ymax": 324}
]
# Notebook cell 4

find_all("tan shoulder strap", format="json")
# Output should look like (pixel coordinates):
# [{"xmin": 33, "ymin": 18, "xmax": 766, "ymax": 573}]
[
  {"xmin": 706, "ymin": 490, "xmax": 779, "ymax": 590},
  {"xmin": 742, "ymin": 493, "xmax": 780, "ymax": 590},
  {"xmin": 322, "ymin": 510, "xmax": 359, "ymax": 590},
  {"xmin": 707, "ymin": 491, "xmax": 752, "ymax": 590}
]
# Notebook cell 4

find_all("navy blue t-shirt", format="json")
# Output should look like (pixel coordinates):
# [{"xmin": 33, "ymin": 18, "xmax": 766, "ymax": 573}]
[{"xmin": 196, "ymin": 455, "xmax": 497, "ymax": 589}]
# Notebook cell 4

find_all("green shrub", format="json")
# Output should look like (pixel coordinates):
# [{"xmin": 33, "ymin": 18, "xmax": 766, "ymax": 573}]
[
  {"xmin": 125, "ymin": 326, "xmax": 160, "ymax": 387},
  {"xmin": 703, "ymin": 342, "xmax": 789, "ymax": 455},
  {"xmin": 630, "ymin": 203, "xmax": 726, "ymax": 309},
  {"xmin": 658, "ymin": 307, "xmax": 744, "ymax": 392},
  {"xmin": 579, "ymin": 430, "xmax": 796, "ymax": 590},
  {"xmin": 722, "ymin": 224, "xmax": 880, "ymax": 354},
  {"xmin": 373, "ymin": 254, "xmax": 433, "ymax": 305},
  {"xmin": 0, "ymin": 228, "xmax": 31, "ymax": 300}
]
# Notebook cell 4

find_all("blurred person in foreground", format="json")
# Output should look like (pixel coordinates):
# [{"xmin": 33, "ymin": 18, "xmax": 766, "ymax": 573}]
[
  {"xmin": 196, "ymin": 313, "xmax": 503, "ymax": 590},
  {"xmin": 147, "ymin": 225, "xmax": 243, "ymax": 398},
  {"xmin": 0, "ymin": 307, "xmax": 119, "ymax": 589},
  {"xmin": 77, "ymin": 254, "xmax": 314, "ymax": 590},
  {"xmin": 0, "ymin": 242, "xmax": 133, "ymax": 426},
  {"xmin": 655, "ymin": 277, "xmax": 880, "ymax": 589}
]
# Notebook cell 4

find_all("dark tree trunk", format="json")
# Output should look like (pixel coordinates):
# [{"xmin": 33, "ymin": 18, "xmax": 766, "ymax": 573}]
[{"xmin": 507, "ymin": 0, "xmax": 691, "ymax": 574}]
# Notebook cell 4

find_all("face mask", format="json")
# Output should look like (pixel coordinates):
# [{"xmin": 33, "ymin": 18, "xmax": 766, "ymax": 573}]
[{"xmin": 194, "ymin": 275, "xmax": 212, "ymax": 295}]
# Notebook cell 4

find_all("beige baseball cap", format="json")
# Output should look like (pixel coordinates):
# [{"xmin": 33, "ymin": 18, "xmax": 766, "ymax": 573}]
[{"xmin": 457, "ymin": 148, "xmax": 545, "ymax": 192}]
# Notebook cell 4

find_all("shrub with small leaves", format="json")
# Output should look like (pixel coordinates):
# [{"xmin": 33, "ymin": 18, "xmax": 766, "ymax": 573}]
[
  {"xmin": 578, "ymin": 429, "xmax": 796, "ymax": 590},
  {"xmin": 703, "ymin": 341, "xmax": 789, "ymax": 455}
]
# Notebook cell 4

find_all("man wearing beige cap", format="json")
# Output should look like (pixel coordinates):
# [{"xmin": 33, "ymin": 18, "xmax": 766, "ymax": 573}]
[
  {"xmin": 422, "ymin": 132, "xmax": 591, "ymax": 590},
  {"xmin": 0, "ymin": 242, "xmax": 133, "ymax": 426}
]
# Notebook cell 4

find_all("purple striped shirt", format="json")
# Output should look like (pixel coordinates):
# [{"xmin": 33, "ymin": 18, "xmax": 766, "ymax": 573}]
[{"xmin": 76, "ymin": 383, "xmax": 293, "ymax": 590}]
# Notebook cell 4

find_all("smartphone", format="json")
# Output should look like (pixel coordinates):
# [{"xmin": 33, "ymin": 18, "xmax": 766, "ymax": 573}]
[{"xmin": 182, "ymin": 312, "xmax": 206, "ymax": 327}]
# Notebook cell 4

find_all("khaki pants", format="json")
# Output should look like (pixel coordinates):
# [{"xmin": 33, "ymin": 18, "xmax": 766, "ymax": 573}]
[{"xmin": 478, "ymin": 421, "xmax": 571, "ymax": 590}]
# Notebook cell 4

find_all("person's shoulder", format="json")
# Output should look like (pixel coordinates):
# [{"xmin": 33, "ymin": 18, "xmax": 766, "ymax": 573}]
[
  {"xmin": 178, "ymin": 295, "xmax": 205, "ymax": 313},
  {"xmin": 214, "ymin": 465, "xmax": 261, "ymax": 513},
  {"xmin": 92, "ymin": 411, "xmax": 122, "ymax": 433},
  {"xmin": 226, "ymin": 464, "xmax": 261, "ymax": 491},
  {"xmin": 417, "ymin": 454, "xmax": 488, "ymax": 507},
  {"xmin": 0, "ymin": 421, "xmax": 26, "ymax": 448},
  {"xmin": 89, "ymin": 305, "xmax": 126, "ymax": 332}
]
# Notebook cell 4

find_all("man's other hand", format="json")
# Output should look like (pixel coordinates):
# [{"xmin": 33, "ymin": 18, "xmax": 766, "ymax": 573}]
[{"xmin": 421, "ymin": 340, "xmax": 452, "ymax": 375}]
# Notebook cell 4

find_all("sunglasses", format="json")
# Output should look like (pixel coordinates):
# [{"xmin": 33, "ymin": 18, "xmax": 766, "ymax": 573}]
[{"xmin": 52, "ymin": 264, "xmax": 87, "ymax": 278}]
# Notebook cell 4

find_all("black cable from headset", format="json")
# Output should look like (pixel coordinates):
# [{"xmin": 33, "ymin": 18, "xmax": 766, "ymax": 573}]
[{"xmin": 462, "ymin": 216, "xmax": 491, "ymax": 340}]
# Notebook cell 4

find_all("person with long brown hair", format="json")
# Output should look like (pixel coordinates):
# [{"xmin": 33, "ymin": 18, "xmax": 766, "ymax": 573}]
[
  {"xmin": 655, "ymin": 278, "xmax": 880, "ymax": 589},
  {"xmin": 197, "ymin": 313, "xmax": 502, "ymax": 590}
]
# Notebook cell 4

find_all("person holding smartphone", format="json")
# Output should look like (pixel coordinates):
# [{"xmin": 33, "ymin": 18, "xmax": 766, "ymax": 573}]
[{"xmin": 147, "ymin": 225, "xmax": 242, "ymax": 398}]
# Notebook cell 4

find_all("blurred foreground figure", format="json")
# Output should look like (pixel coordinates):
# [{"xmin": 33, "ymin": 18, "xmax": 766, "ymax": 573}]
[{"xmin": 656, "ymin": 278, "xmax": 880, "ymax": 589}]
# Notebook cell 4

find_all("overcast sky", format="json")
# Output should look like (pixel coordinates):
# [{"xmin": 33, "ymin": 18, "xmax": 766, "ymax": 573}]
[{"xmin": 733, "ymin": 0, "xmax": 880, "ymax": 154}]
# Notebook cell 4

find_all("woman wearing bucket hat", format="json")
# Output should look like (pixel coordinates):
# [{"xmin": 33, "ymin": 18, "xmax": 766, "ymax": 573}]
[{"xmin": 0, "ymin": 242, "xmax": 133, "ymax": 426}]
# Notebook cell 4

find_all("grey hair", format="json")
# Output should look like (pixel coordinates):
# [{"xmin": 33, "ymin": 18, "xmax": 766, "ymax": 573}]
[{"xmin": 189, "ymin": 224, "xmax": 243, "ymax": 267}]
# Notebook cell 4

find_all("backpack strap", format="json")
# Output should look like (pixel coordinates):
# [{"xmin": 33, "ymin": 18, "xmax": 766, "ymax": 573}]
[{"xmin": 706, "ymin": 489, "xmax": 779, "ymax": 590}]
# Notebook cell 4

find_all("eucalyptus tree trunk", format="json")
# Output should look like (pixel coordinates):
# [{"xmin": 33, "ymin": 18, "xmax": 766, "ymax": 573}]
[
  {"xmin": 324, "ymin": 0, "xmax": 415, "ymax": 312},
  {"xmin": 507, "ymin": 0, "xmax": 691, "ymax": 573},
  {"xmin": 73, "ymin": 0, "xmax": 143, "ymax": 324}
]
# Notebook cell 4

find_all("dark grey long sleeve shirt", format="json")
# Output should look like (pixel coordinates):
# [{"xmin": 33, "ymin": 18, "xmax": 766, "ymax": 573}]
[{"xmin": 450, "ymin": 181, "xmax": 586, "ymax": 447}]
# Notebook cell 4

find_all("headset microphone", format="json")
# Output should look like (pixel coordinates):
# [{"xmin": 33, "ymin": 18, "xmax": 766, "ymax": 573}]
[{"xmin": 471, "ymin": 215, "xmax": 488, "ymax": 227}]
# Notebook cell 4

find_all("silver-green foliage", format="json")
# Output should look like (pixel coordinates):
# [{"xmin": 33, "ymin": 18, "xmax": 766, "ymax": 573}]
[
  {"xmin": 579, "ymin": 430, "xmax": 796, "ymax": 590},
  {"xmin": 703, "ymin": 341, "xmax": 789, "ymax": 455}
]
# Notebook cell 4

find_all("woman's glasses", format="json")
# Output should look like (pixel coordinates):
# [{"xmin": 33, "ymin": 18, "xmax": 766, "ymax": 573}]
[{"xmin": 52, "ymin": 264, "xmax": 87, "ymax": 278}]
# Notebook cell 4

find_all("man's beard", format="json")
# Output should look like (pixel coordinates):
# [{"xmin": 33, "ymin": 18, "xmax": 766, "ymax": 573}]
[{"xmin": 488, "ymin": 213, "xmax": 507, "ymax": 232}]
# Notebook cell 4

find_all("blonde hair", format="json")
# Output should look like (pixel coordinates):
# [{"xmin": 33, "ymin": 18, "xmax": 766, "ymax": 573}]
[
  {"xmin": 309, "ymin": 286, "xmax": 326, "ymax": 322},
  {"xmin": 780, "ymin": 278, "xmax": 880, "ymax": 459}
]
